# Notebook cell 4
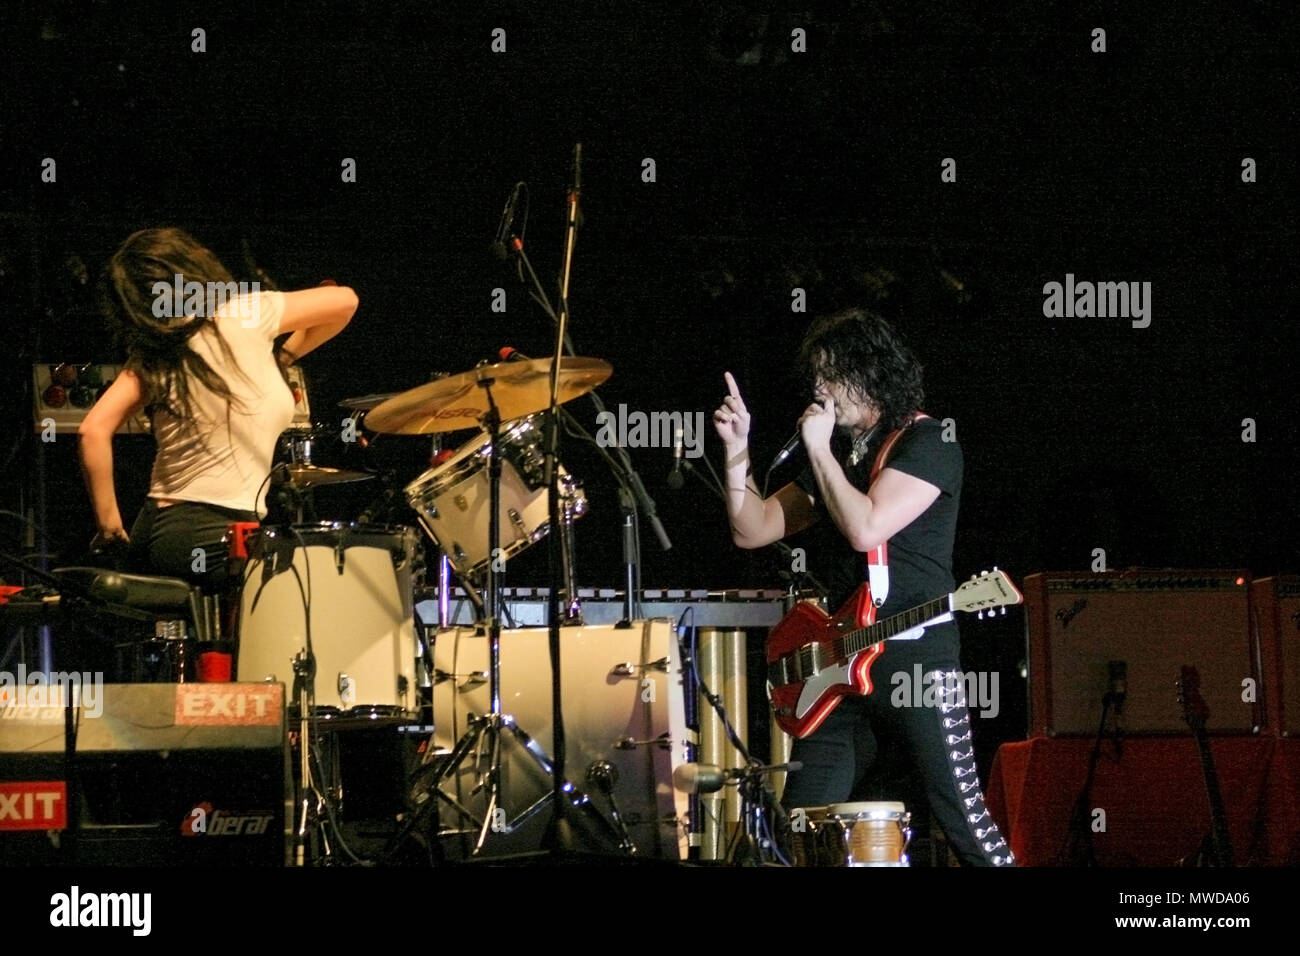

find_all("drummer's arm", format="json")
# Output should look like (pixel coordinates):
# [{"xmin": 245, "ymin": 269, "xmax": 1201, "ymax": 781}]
[{"xmin": 276, "ymin": 286, "xmax": 359, "ymax": 366}]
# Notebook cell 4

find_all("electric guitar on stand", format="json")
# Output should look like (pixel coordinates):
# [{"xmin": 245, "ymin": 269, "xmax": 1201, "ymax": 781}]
[
  {"xmin": 1176, "ymin": 664, "xmax": 1235, "ymax": 867},
  {"xmin": 766, "ymin": 569, "xmax": 1023, "ymax": 739}
]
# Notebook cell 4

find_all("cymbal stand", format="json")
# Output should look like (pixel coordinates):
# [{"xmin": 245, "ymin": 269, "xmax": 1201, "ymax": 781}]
[
  {"xmin": 559, "ymin": 491, "xmax": 583, "ymax": 623},
  {"xmin": 410, "ymin": 377, "xmax": 611, "ymax": 856},
  {"xmin": 291, "ymin": 647, "xmax": 330, "ymax": 865}
]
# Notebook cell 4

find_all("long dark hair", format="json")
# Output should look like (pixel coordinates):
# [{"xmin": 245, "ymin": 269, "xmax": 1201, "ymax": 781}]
[
  {"xmin": 98, "ymin": 227, "xmax": 251, "ymax": 434},
  {"xmin": 796, "ymin": 307, "xmax": 925, "ymax": 431}
]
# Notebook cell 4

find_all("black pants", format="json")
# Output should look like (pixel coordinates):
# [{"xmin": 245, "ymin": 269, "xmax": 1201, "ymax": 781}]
[
  {"xmin": 781, "ymin": 652, "xmax": 1015, "ymax": 867},
  {"xmin": 129, "ymin": 499, "xmax": 259, "ymax": 591}
]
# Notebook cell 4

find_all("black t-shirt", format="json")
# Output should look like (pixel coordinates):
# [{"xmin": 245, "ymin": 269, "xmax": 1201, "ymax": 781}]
[{"xmin": 794, "ymin": 415, "xmax": 962, "ymax": 662}]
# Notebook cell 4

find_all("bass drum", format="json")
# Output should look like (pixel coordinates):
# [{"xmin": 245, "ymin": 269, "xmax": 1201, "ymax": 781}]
[
  {"xmin": 430, "ymin": 620, "xmax": 688, "ymax": 859},
  {"xmin": 236, "ymin": 523, "xmax": 418, "ymax": 717}
]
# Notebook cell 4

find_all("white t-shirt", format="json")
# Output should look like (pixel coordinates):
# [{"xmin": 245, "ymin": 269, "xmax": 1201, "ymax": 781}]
[{"xmin": 147, "ymin": 290, "xmax": 294, "ymax": 517}]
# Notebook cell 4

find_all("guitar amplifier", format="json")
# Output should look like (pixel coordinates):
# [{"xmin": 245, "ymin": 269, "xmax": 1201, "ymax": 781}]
[
  {"xmin": 0, "ymin": 683, "xmax": 290, "ymax": 865},
  {"xmin": 1253, "ymin": 576, "xmax": 1300, "ymax": 736},
  {"xmin": 1025, "ymin": 570, "xmax": 1258, "ymax": 736}
]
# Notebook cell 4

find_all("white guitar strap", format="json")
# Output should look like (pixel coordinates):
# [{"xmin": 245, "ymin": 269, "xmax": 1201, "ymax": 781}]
[{"xmin": 863, "ymin": 412, "xmax": 931, "ymax": 608}]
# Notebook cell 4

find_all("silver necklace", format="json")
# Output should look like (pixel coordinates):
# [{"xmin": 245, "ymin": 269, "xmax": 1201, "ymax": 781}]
[{"xmin": 847, "ymin": 424, "xmax": 880, "ymax": 467}]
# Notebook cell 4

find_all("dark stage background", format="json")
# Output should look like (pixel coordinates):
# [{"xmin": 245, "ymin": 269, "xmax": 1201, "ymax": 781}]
[{"xmin": 0, "ymin": 1, "xmax": 1295, "ymax": 752}]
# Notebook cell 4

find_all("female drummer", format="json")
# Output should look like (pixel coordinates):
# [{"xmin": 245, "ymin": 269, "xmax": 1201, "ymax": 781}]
[{"xmin": 78, "ymin": 227, "xmax": 358, "ymax": 588}]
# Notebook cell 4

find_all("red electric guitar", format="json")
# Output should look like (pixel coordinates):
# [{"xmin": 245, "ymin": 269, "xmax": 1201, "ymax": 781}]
[{"xmin": 767, "ymin": 569, "xmax": 1023, "ymax": 739}]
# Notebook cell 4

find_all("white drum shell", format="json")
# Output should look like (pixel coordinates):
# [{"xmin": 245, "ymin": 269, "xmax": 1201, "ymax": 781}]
[
  {"xmin": 237, "ymin": 524, "xmax": 417, "ymax": 713},
  {"xmin": 432, "ymin": 620, "xmax": 688, "ymax": 859},
  {"xmin": 404, "ymin": 416, "xmax": 585, "ymax": 576}
]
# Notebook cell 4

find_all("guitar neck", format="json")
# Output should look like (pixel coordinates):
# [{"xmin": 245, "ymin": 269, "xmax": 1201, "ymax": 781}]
[
  {"xmin": 843, "ymin": 594, "xmax": 952, "ymax": 656},
  {"xmin": 1192, "ymin": 730, "xmax": 1235, "ymax": 867}
]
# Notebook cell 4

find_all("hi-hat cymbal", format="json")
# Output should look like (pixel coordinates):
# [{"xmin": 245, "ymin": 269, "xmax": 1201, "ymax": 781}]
[
  {"xmin": 338, "ymin": 392, "xmax": 400, "ymax": 411},
  {"xmin": 365, "ymin": 357, "xmax": 612, "ymax": 434},
  {"xmin": 274, "ymin": 464, "xmax": 374, "ymax": 488}
]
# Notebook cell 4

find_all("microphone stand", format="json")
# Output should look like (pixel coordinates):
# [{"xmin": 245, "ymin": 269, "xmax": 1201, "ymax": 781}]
[
  {"xmin": 1058, "ymin": 690, "xmax": 1121, "ymax": 866},
  {"xmin": 541, "ymin": 145, "xmax": 579, "ymax": 852},
  {"xmin": 496, "ymin": 147, "xmax": 673, "ymax": 856}
]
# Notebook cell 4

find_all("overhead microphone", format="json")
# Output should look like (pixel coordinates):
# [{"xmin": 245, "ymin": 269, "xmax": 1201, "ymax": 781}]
[
  {"xmin": 491, "ymin": 182, "xmax": 524, "ymax": 260},
  {"xmin": 666, "ymin": 424, "xmax": 686, "ymax": 489}
]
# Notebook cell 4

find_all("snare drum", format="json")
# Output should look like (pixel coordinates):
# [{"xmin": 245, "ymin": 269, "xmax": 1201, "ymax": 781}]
[
  {"xmin": 791, "ymin": 801, "xmax": 912, "ymax": 866},
  {"xmin": 403, "ymin": 415, "xmax": 586, "ymax": 576},
  {"xmin": 236, "ymin": 523, "xmax": 418, "ymax": 716}
]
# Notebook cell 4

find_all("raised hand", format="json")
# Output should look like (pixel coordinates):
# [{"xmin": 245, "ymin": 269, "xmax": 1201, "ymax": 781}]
[{"xmin": 713, "ymin": 371, "xmax": 751, "ymax": 448}]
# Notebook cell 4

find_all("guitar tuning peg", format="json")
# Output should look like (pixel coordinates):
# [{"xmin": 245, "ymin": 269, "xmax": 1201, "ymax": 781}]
[
  {"xmin": 977, "ymin": 610, "xmax": 984, "ymax": 619},
  {"xmin": 993, "ymin": 565, "xmax": 998, "ymax": 571},
  {"xmin": 1000, "ymin": 607, "xmax": 1007, "ymax": 616}
]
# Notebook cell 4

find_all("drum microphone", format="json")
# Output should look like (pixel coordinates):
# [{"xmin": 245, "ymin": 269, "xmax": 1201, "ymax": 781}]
[
  {"xmin": 666, "ymin": 425, "xmax": 686, "ymax": 490},
  {"xmin": 498, "ymin": 346, "xmax": 530, "ymax": 363},
  {"xmin": 672, "ymin": 761, "xmax": 804, "ymax": 794}
]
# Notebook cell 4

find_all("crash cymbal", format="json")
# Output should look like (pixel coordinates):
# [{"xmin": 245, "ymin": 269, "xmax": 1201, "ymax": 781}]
[
  {"xmin": 365, "ymin": 357, "xmax": 612, "ymax": 434},
  {"xmin": 339, "ymin": 392, "xmax": 401, "ymax": 411},
  {"xmin": 274, "ymin": 464, "xmax": 374, "ymax": 488}
]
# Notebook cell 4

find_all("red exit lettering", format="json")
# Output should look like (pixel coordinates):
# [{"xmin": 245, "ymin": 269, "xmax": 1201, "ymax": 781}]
[
  {"xmin": 0, "ymin": 781, "xmax": 67, "ymax": 830},
  {"xmin": 174, "ymin": 684, "xmax": 282, "ymax": 726}
]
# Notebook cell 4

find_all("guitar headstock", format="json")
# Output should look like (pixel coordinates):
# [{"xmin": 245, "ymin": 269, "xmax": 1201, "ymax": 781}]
[
  {"xmin": 1177, "ymin": 664, "xmax": 1211, "ymax": 730},
  {"xmin": 953, "ymin": 568, "xmax": 1024, "ymax": 618}
]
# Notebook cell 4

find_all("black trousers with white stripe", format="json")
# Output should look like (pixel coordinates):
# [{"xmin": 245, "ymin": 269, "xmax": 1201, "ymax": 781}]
[{"xmin": 779, "ymin": 651, "xmax": 1015, "ymax": 867}]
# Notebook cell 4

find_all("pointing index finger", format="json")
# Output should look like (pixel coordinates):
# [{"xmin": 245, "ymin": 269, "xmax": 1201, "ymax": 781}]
[{"xmin": 724, "ymin": 371, "xmax": 742, "ymax": 401}]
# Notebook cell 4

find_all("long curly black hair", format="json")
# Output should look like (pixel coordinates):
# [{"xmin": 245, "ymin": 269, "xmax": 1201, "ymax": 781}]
[{"xmin": 796, "ymin": 307, "xmax": 925, "ymax": 431}]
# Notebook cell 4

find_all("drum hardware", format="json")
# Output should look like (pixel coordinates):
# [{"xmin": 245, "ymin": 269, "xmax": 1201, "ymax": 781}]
[
  {"xmin": 386, "ymin": 153, "xmax": 671, "ymax": 858},
  {"xmin": 608, "ymin": 657, "xmax": 670, "ymax": 678},
  {"xmin": 381, "ymin": 369, "xmax": 611, "ymax": 858},
  {"xmin": 274, "ymin": 424, "xmax": 375, "ymax": 489},
  {"xmin": 453, "ymin": 671, "xmax": 488, "ymax": 690},
  {"xmin": 585, "ymin": 760, "xmax": 637, "ymax": 855},
  {"xmin": 613, "ymin": 733, "xmax": 673, "ymax": 751}
]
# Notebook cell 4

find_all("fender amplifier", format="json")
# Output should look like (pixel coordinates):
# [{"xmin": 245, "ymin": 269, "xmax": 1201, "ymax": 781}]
[{"xmin": 1025, "ymin": 570, "xmax": 1258, "ymax": 736}]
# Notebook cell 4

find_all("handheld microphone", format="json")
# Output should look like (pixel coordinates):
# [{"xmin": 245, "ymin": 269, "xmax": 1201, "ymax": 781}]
[
  {"xmin": 491, "ymin": 183, "xmax": 524, "ymax": 260},
  {"xmin": 666, "ymin": 424, "xmax": 686, "ymax": 489},
  {"xmin": 770, "ymin": 431, "xmax": 802, "ymax": 471}
]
